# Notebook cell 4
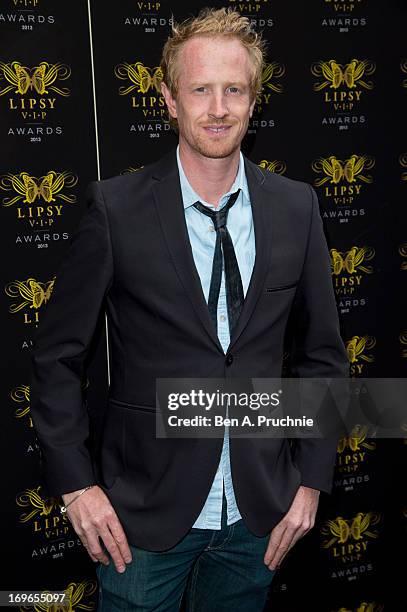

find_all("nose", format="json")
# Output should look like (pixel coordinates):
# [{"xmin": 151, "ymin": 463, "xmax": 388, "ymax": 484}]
[{"xmin": 208, "ymin": 91, "xmax": 229, "ymax": 120}]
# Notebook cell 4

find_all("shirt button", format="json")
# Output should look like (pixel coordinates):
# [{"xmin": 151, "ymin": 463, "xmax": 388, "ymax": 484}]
[
  {"xmin": 225, "ymin": 354, "xmax": 234, "ymax": 366},
  {"xmin": 220, "ymin": 315, "xmax": 226, "ymax": 322},
  {"xmin": 209, "ymin": 226, "xmax": 215, "ymax": 232}
]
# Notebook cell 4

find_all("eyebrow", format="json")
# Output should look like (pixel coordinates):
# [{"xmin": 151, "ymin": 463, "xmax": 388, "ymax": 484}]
[{"xmin": 189, "ymin": 82, "xmax": 248, "ymax": 88}]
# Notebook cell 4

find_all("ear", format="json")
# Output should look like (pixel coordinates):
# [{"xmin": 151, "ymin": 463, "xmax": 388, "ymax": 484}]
[{"xmin": 161, "ymin": 81, "xmax": 178, "ymax": 119}]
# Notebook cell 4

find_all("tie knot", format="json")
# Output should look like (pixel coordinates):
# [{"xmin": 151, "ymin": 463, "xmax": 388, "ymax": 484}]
[{"xmin": 192, "ymin": 189, "xmax": 240, "ymax": 232}]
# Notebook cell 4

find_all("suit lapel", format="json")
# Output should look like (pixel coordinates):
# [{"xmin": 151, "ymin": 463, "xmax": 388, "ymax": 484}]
[
  {"xmin": 151, "ymin": 149, "xmax": 271, "ymax": 355},
  {"xmin": 152, "ymin": 149, "xmax": 224, "ymax": 353},
  {"xmin": 227, "ymin": 156, "xmax": 271, "ymax": 352}
]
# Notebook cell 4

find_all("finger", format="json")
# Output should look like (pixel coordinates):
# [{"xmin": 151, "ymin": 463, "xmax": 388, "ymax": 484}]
[
  {"xmin": 84, "ymin": 528, "xmax": 111, "ymax": 565},
  {"xmin": 267, "ymin": 524, "xmax": 298, "ymax": 570},
  {"xmin": 263, "ymin": 523, "xmax": 287, "ymax": 565},
  {"xmin": 78, "ymin": 534, "xmax": 101, "ymax": 563},
  {"xmin": 100, "ymin": 529, "xmax": 127, "ymax": 572},
  {"xmin": 107, "ymin": 515, "xmax": 132, "ymax": 564},
  {"xmin": 271, "ymin": 538, "xmax": 294, "ymax": 569},
  {"xmin": 267, "ymin": 520, "xmax": 310, "ymax": 570},
  {"xmin": 67, "ymin": 512, "xmax": 110, "ymax": 565}
]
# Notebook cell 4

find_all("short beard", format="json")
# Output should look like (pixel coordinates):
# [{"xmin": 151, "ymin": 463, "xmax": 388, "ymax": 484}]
[{"xmin": 189, "ymin": 132, "xmax": 242, "ymax": 160}]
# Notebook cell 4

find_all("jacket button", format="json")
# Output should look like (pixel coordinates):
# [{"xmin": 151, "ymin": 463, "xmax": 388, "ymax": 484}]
[{"xmin": 225, "ymin": 354, "xmax": 233, "ymax": 366}]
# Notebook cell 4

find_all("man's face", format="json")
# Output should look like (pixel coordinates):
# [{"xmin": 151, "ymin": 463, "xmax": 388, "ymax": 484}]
[{"xmin": 161, "ymin": 35, "xmax": 256, "ymax": 159}]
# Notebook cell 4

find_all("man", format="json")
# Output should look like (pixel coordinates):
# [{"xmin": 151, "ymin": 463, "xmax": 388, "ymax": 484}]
[{"xmin": 30, "ymin": 7, "xmax": 349, "ymax": 611}]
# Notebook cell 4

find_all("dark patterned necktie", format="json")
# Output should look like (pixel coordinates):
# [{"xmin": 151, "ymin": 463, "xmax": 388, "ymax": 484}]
[{"xmin": 192, "ymin": 189, "xmax": 244, "ymax": 336}]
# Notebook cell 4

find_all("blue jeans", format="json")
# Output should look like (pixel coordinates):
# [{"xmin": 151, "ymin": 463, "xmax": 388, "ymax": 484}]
[{"xmin": 96, "ymin": 491, "xmax": 276, "ymax": 611}]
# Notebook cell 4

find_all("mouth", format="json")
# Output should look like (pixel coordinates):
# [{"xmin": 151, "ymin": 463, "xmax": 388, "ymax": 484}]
[{"xmin": 203, "ymin": 125, "xmax": 232, "ymax": 135}]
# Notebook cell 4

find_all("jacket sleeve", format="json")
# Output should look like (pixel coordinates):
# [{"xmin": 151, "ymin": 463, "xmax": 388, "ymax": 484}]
[
  {"xmin": 289, "ymin": 184, "xmax": 349, "ymax": 494},
  {"xmin": 29, "ymin": 180, "xmax": 114, "ymax": 497}
]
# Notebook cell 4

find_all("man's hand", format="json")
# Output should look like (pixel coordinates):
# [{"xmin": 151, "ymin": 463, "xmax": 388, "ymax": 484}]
[
  {"xmin": 62, "ymin": 485, "xmax": 132, "ymax": 573},
  {"xmin": 263, "ymin": 485, "xmax": 320, "ymax": 571}
]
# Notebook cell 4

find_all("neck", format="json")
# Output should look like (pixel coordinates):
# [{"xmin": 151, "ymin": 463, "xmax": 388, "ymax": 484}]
[{"xmin": 178, "ymin": 139, "xmax": 240, "ymax": 208}]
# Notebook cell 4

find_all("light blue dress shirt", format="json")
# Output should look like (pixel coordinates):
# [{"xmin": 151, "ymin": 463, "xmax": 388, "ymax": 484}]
[{"xmin": 176, "ymin": 145, "xmax": 256, "ymax": 529}]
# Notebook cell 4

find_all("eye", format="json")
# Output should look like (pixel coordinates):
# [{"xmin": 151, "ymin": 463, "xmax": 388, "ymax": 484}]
[
  {"xmin": 194, "ymin": 86, "xmax": 207, "ymax": 93},
  {"xmin": 227, "ymin": 86, "xmax": 240, "ymax": 94}
]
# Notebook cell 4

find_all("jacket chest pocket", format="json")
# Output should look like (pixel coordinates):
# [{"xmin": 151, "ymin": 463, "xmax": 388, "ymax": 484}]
[{"xmin": 265, "ymin": 281, "xmax": 298, "ymax": 292}]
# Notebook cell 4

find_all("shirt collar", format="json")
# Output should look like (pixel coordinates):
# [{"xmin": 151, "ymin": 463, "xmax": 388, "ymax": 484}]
[{"xmin": 176, "ymin": 144, "xmax": 250, "ymax": 210}]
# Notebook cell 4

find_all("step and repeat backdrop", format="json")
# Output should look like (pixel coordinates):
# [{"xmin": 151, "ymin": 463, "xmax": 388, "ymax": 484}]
[{"xmin": 1, "ymin": 1, "xmax": 406, "ymax": 610}]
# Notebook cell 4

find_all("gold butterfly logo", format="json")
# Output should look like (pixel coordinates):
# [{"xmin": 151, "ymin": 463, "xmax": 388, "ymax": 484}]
[
  {"xmin": 6, "ymin": 276, "xmax": 56, "ymax": 313},
  {"xmin": 115, "ymin": 61, "xmax": 163, "ymax": 95},
  {"xmin": 312, "ymin": 59, "xmax": 375, "ymax": 91},
  {"xmin": 337, "ymin": 424, "xmax": 376, "ymax": 453},
  {"xmin": 30, "ymin": 278, "xmax": 55, "ymax": 308},
  {"xmin": 321, "ymin": 512, "xmax": 380, "ymax": 547},
  {"xmin": 330, "ymin": 246, "xmax": 375, "ymax": 275},
  {"xmin": 312, "ymin": 155, "xmax": 374, "ymax": 186},
  {"xmin": 258, "ymin": 160, "xmax": 286, "ymax": 174},
  {"xmin": 346, "ymin": 336, "xmax": 376, "ymax": 364},
  {"xmin": 0, "ymin": 170, "xmax": 77, "ymax": 206},
  {"xmin": 0, "ymin": 61, "xmax": 71, "ymax": 97},
  {"xmin": 25, "ymin": 173, "xmax": 54, "ymax": 202}
]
